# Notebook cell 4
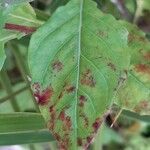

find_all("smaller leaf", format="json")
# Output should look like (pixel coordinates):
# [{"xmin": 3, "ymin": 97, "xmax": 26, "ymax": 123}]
[
  {"xmin": 115, "ymin": 21, "xmax": 150, "ymax": 115},
  {"xmin": 0, "ymin": 3, "xmax": 44, "ymax": 71}
]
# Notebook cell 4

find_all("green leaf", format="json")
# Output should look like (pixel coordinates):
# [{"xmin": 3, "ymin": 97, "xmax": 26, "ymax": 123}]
[
  {"xmin": 0, "ymin": 113, "xmax": 54, "ymax": 145},
  {"xmin": 0, "ymin": 113, "xmax": 45, "ymax": 133},
  {"xmin": 0, "ymin": 0, "xmax": 35, "ymax": 28},
  {"xmin": 28, "ymin": 0, "xmax": 130, "ymax": 149},
  {"xmin": 0, "ymin": 30, "xmax": 18, "ymax": 70},
  {"xmin": 6, "ymin": 3, "xmax": 43, "ymax": 27},
  {"xmin": 0, "ymin": 3, "xmax": 43, "ymax": 71},
  {"xmin": 122, "ymin": 110, "xmax": 150, "ymax": 123},
  {"xmin": 0, "ymin": 130, "xmax": 53, "ymax": 145},
  {"xmin": 115, "ymin": 22, "xmax": 150, "ymax": 115}
]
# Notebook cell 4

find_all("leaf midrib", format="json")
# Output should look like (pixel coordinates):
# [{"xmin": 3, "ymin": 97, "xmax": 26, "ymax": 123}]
[{"xmin": 74, "ymin": 0, "xmax": 84, "ymax": 144}]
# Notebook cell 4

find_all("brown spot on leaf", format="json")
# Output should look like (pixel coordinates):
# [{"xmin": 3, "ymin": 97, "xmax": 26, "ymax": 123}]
[
  {"xmin": 34, "ymin": 86, "xmax": 53, "ymax": 106},
  {"xmin": 52, "ymin": 60, "xmax": 63, "ymax": 72},
  {"xmin": 65, "ymin": 85, "xmax": 75, "ymax": 93},
  {"xmin": 77, "ymin": 138, "xmax": 83, "ymax": 146},
  {"xmin": 49, "ymin": 112, "xmax": 56, "ymax": 130},
  {"xmin": 97, "ymin": 30, "xmax": 108, "ymax": 38},
  {"xmin": 134, "ymin": 100, "xmax": 150, "ymax": 112},
  {"xmin": 59, "ymin": 137, "xmax": 70, "ymax": 150},
  {"xmin": 128, "ymin": 33, "xmax": 145, "ymax": 43},
  {"xmin": 54, "ymin": 133, "xmax": 61, "ymax": 141},
  {"xmin": 79, "ymin": 95, "xmax": 87, "ymax": 107},
  {"xmin": 107, "ymin": 62, "xmax": 116, "ymax": 71},
  {"xmin": 135, "ymin": 64, "xmax": 150, "ymax": 74},
  {"xmin": 49, "ymin": 105, "xmax": 54, "ymax": 112},
  {"xmin": 58, "ymin": 91, "xmax": 64, "ymax": 99},
  {"xmin": 86, "ymin": 136, "xmax": 93, "ymax": 144},
  {"xmin": 92, "ymin": 118, "xmax": 102, "ymax": 132},
  {"xmin": 81, "ymin": 69, "xmax": 96, "ymax": 87},
  {"xmin": 80, "ymin": 113, "xmax": 89, "ymax": 127},
  {"xmin": 65, "ymin": 116, "xmax": 72, "ymax": 130},
  {"xmin": 59, "ymin": 111, "xmax": 65, "ymax": 121},
  {"xmin": 144, "ymin": 52, "xmax": 150, "ymax": 61}
]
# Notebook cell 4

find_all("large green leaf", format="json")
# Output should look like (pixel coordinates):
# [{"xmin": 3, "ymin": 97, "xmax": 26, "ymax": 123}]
[
  {"xmin": 28, "ymin": 0, "xmax": 130, "ymax": 149},
  {"xmin": 115, "ymin": 22, "xmax": 150, "ymax": 115}
]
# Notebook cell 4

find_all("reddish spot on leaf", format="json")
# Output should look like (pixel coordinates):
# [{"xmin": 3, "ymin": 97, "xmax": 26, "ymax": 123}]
[
  {"xmin": 86, "ymin": 136, "xmax": 93, "ymax": 144},
  {"xmin": 80, "ymin": 113, "xmax": 89, "ymax": 127},
  {"xmin": 65, "ymin": 116, "xmax": 72, "ymax": 130},
  {"xmin": 107, "ymin": 62, "xmax": 116, "ymax": 71},
  {"xmin": 83, "ymin": 136, "xmax": 94, "ymax": 150},
  {"xmin": 33, "ymin": 85, "xmax": 53, "ymax": 106},
  {"xmin": 52, "ymin": 60, "xmax": 63, "ymax": 72},
  {"xmin": 144, "ymin": 52, "xmax": 150, "ymax": 61},
  {"xmin": 49, "ymin": 105, "xmax": 54, "ymax": 112},
  {"xmin": 59, "ymin": 137, "xmax": 70, "ymax": 150},
  {"xmin": 135, "ymin": 64, "xmax": 150, "ymax": 74},
  {"xmin": 79, "ymin": 95, "xmax": 87, "ymax": 107},
  {"xmin": 77, "ymin": 138, "xmax": 83, "ymax": 146},
  {"xmin": 59, "ymin": 111, "xmax": 65, "ymax": 121},
  {"xmin": 66, "ymin": 85, "xmax": 75, "ymax": 93},
  {"xmin": 49, "ymin": 112, "xmax": 56, "ymax": 130},
  {"xmin": 54, "ymin": 133, "xmax": 61, "ymax": 142},
  {"xmin": 81, "ymin": 69, "xmax": 96, "ymax": 87},
  {"xmin": 134, "ymin": 100, "xmax": 150, "ymax": 112},
  {"xmin": 92, "ymin": 118, "xmax": 102, "ymax": 132},
  {"xmin": 58, "ymin": 91, "xmax": 63, "ymax": 99}
]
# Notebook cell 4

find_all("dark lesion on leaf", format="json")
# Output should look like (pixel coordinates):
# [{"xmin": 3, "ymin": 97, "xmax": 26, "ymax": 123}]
[
  {"xmin": 32, "ymin": 83, "xmax": 53, "ymax": 105},
  {"xmin": 80, "ymin": 69, "xmax": 96, "ymax": 87},
  {"xmin": 92, "ymin": 117, "xmax": 103, "ymax": 133},
  {"xmin": 97, "ymin": 30, "xmax": 108, "ymax": 38},
  {"xmin": 134, "ymin": 100, "xmax": 150, "ymax": 113},
  {"xmin": 135, "ymin": 64, "xmax": 150, "ymax": 75},
  {"xmin": 79, "ymin": 95, "xmax": 87, "ymax": 107},
  {"xmin": 107, "ymin": 62, "xmax": 116, "ymax": 71},
  {"xmin": 65, "ymin": 85, "xmax": 76, "ymax": 93},
  {"xmin": 52, "ymin": 60, "xmax": 63, "ymax": 72},
  {"xmin": 143, "ymin": 52, "xmax": 150, "ymax": 61},
  {"xmin": 79, "ymin": 112, "xmax": 89, "ymax": 128},
  {"xmin": 128, "ymin": 33, "xmax": 146, "ymax": 43},
  {"xmin": 77, "ymin": 137, "xmax": 83, "ymax": 146}
]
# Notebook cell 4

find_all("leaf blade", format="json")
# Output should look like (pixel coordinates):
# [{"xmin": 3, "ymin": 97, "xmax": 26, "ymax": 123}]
[
  {"xmin": 0, "ymin": 113, "xmax": 54, "ymax": 145},
  {"xmin": 115, "ymin": 22, "xmax": 150, "ymax": 115},
  {"xmin": 29, "ymin": 0, "xmax": 130, "ymax": 149}
]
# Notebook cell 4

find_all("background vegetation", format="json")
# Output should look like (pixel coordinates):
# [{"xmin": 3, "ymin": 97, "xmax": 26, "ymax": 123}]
[{"xmin": 0, "ymin": 0, "xmax": 150, "ymax": 150}]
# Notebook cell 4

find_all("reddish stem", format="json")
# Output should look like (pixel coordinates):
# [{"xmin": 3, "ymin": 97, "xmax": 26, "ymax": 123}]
[{"xmin": 4, "ymin": 23, "xmax": 36, "ymax": 34}]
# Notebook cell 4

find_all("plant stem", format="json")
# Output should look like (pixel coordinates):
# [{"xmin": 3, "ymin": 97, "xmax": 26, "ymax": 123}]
[
  {"xmin": 0, "ymin": 85, "xmax": 29, "ymax": 104},
  {"xmin": 0, "ymin": 70, "xmax": 20, "ymax": 111},
  {"xmin": 10, "ymin": 42, "xmax": 40, "ymax": 112},
  {"xmin": 110, "ymin": 108, "xmax": 123, "ymax": 128}
]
